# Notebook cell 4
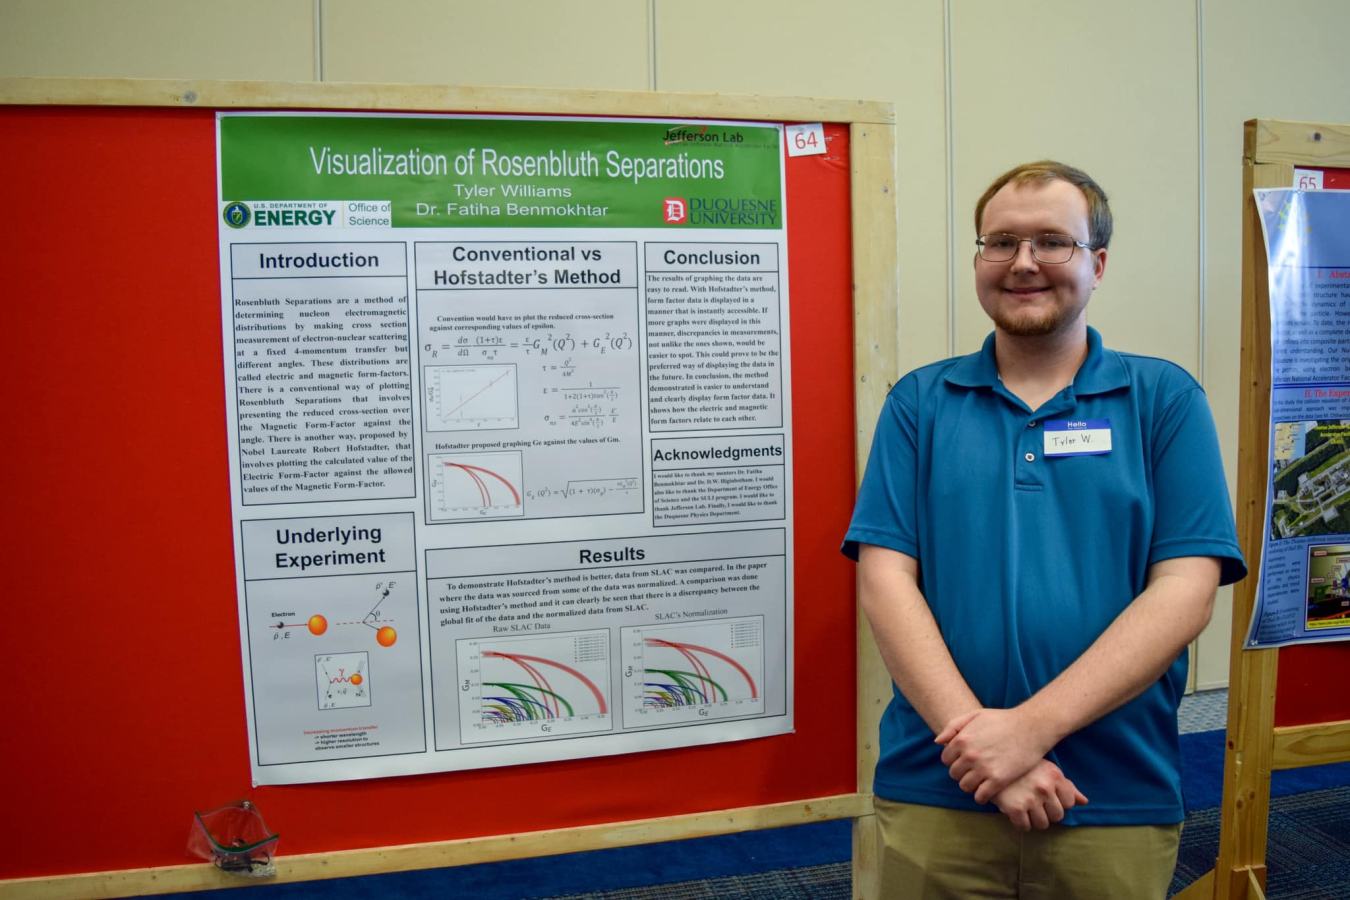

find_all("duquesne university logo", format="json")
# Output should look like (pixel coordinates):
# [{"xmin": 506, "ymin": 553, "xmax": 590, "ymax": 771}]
[{"xmin": 663, "ymin": 198, "xmax": 688, "ymax": 225}]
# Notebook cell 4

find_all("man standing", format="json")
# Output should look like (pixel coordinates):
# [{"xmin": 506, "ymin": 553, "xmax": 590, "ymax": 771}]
[{"xmin": 843, "ymin": 161, "xmax": 1245, "ymax": 898}]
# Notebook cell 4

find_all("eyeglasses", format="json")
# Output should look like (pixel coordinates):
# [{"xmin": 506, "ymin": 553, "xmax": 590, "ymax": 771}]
[{"xmin": 976, "ymin": 233, "xmax": 1092, "ymax": 264}]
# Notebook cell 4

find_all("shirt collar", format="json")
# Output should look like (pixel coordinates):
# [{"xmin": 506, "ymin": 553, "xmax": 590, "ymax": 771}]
[{"xmin": 943, "ymin": 326, "xmax": 1131, "ymax": 396}]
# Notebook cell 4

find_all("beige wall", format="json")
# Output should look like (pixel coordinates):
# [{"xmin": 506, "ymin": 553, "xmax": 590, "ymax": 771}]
[
  {"xmin": 0, "ymin": 0, "xmax": 316, "ymax": 81},
  {"xmin": 5, "ymin": 0, "xmax": 1350, "ymax": 688}
]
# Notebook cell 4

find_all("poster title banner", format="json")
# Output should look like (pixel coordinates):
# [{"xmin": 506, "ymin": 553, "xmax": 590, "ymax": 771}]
[{"xmin": 220, "ymin": 115, "xmax": 783, "ymax": 230}]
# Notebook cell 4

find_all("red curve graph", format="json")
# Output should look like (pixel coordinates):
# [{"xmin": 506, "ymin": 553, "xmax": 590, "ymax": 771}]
[{"xmin": 483, "ymin": 651, "xmax": 608, "ymax": 715}]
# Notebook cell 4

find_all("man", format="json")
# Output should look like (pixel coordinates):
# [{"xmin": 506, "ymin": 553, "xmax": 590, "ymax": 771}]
[{"xmin": 843, "ymin": 161, "xmax": 1245, "ymax": 898}]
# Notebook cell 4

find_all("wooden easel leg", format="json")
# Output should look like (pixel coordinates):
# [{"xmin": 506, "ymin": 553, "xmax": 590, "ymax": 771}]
[
  {"xmin": 852, "ymin": 813, "xmax": 880, "ymax": 900},
  {"xmin": 1246, "ymin": 867, "xmax": 1267, "ymax": 900}
]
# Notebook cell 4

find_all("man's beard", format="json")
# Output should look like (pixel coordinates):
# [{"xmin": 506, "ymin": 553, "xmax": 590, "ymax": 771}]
[
  {"xmin": 990, "ymin": 304, "xmax": 1066, "ymax": 337},
  {"xmin": 988, "ymin": 294, "xmax": 1087, "ymax": 338}
]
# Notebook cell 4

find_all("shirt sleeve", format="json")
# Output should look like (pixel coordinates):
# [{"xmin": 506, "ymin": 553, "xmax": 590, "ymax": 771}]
[
  {"xmin": 842, "ymin": 376, "xmax": 920, "ymax": 562},
  {"xmin": 1148, "ymin": 385, "xmax": 1248, "ymax": 585}
]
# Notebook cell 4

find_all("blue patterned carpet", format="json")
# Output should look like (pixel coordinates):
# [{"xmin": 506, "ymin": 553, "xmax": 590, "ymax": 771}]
[
  {"xmin": 1170, "ymin": 786, "xmax": 1350, "ymax": 899},
  {"xmin": 546, "ymin": 864, "xmax": 852, "ymax": 900},
  {"xmin": 145, "ymin": 691, "xmax": 1350, "ymax": 899},
  {"xmin": 152, "ymin": 772, "xmax": 1350, "ymax": 900}
]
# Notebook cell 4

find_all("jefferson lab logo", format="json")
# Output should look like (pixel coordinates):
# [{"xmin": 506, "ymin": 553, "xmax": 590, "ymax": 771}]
[
  {"xmin": 222, "ymin": 201, "xmax": 251, "ymax": 228},
  {"xmin": 663, "ymin": 198, "xmax": 688, "ymax": 225}
]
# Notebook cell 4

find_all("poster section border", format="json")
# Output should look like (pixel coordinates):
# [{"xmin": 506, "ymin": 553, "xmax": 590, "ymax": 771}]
[
  {"xmin": 240, "ymin": 511, "xmax": 427, "ymax": 768},
  {"xmin": 414, "ymin": 239, "xmax": 645, "ymax": 527},
  {"xmin": 229, "ymin": 239, "xmax": 416, "ymax": 508},
  {"xmin": 650, "ymin": 433, "xmax": 787, "ymax": 529},
  {"xmin": 423, "ymin": 527, "xmax": 788, "ymax": 752},
  {"xmin": 645, "ymin": 241, "xmax": 784, "ymax": 434}
]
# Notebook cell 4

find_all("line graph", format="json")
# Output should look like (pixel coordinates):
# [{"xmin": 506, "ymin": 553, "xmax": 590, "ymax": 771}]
[
  {"xmin": 428, "ymin": 450, "xmax": 524, "ymax": 521},
  {"xmin": 622, "ymin": 617, "xmax": 765, "ymax": 726},
  {"xmin": 425, "ymin": 364, "xmax": 518, "ymax": 432},
  {"xmin": 456, "ymin": 629, "xmax": 612, "ymax": 743},
  {"xmin": 315, "ymin": 652, "xmax": 370, "ymax": 710}
]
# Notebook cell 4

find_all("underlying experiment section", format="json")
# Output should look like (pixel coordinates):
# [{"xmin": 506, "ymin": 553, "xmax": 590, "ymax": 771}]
[{"xmin": 239, "ymin": 512, "xmax": 424, "ymax": 769}]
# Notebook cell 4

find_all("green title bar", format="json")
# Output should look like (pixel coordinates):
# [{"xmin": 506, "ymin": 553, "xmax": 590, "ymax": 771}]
[{"xmin": 220, "ymin": 114, "xmax": 783, "ymax": 229}]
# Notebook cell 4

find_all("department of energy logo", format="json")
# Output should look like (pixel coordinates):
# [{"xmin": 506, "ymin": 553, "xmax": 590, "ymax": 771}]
[
  {"xmin": 663, "ymin": 198, "xmax": 688, "ymax": 225},
  {"xmin": 222, "ymin": 201, "xmax": 251, "ymax": 228}
]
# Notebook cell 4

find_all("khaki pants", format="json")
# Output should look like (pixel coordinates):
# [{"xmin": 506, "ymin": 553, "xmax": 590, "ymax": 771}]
[{"xmin": 873, "ymin": 797, "xmax": 1181, "ymax": 900}]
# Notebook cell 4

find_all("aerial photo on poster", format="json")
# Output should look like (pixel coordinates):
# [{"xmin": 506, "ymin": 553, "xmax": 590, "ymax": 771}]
[{"xmin": 1269, "ymin": 419, "xmax": 1350, "ymax": 540}]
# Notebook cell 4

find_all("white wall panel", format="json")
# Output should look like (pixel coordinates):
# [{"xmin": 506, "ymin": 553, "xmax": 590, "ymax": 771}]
[
  {"xmin": 656, "ymin": 0, "xmax": 951, "ymax": 373},
  {"xmin": 950, "ymin": 1, "xmax": 1200, "ymax": 369},
  {"xmin": 322, "ymin": 0, "xmax": 648, "ymax": 90},
  {"xmin": 0, "ymin": 0, "xmax": 314, "ymax": 81}
]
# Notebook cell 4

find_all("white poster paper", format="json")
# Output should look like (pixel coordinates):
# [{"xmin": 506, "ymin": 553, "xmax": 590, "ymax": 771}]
[{"xmin": 217, "ymin": 113, "xmax": 794, "ymax": 784}]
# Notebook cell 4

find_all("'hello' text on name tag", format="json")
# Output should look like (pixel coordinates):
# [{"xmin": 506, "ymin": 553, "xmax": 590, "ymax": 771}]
[{"xmin": 1043, "ymin": 419, "xmax": 1112, "ymax": 456}]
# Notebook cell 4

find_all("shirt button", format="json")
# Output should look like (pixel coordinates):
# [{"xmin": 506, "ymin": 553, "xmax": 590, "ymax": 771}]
[
  {"xmin": 1024, "ymin": 452, "xmax": 1035, "ymax": 462},
  {"xmin": 1028, "ymin": 421, "xmax": 1036, "ymax": 428}
]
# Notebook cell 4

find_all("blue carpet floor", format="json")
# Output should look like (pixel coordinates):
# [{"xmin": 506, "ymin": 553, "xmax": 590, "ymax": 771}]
[
  {"xmin": 143, "ymin": 711, "xmax": 1350, "ymax": 898},
  {"xmin": 1170, "ymin": 785, "xmax": 1350, "ymax": 900},
  {"xmin": 151, "ymin": 820, "xmax": 853, "ymax": 900}
]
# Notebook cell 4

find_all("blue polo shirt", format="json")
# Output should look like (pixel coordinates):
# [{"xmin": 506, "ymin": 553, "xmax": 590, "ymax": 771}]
[{"xmin": 843, "ymin": 327, "xmax": 1245, "ymax": 825}]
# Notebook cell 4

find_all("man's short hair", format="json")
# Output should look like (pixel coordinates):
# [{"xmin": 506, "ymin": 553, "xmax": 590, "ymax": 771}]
[{"xmin": 974, "ymin": 160, "xmax": 1112, "ymax": 250}]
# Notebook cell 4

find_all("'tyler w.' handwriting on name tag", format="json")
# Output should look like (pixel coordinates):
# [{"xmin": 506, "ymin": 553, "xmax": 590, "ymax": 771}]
[{"xmin": 1043, "ymin": 419, "xmax": 1112, "ymax": 457}]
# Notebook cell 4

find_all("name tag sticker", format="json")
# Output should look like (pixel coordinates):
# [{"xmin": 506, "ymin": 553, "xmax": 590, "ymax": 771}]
[{"xmin": 1044, "ymin": 419, "xmax": 1112, "ymax": 456}]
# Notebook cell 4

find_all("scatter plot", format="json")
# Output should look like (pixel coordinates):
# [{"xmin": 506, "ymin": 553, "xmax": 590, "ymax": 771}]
[{"xmin": 425, "ymin": 364, "xmax": 519, "ymax": 432}]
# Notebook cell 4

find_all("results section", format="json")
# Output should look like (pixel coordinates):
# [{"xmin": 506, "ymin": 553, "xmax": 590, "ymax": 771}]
[{"xmin": 426, "ymin": 530, "xmax": 787, "ymax": 752}]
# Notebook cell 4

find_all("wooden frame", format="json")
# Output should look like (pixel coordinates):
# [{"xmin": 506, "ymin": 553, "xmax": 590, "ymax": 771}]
[
  {"xmin": 0, "ymin": 77, "xmax": 898, "ymax": 900},
  {"xmin": 850, "ymin": 117, "xmax": 901, "ymax": 900},
  {"xmin": 1175, "ymin": 118, "xmax": 1350, "ymax": 900},
  {"xmin": 0, "ymin": 76, "xmax": 892, "ymax": 125},
  {"xmin": 5, "ymin": 795, "xmax": 870, "ymax": 900}
]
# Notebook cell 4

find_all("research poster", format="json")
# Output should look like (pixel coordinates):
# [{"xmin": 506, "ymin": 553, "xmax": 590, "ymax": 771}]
[
  {"xmin": 1247, "ymin": 188, "xmax": 1350, "ymax": 648},
  {"xmin": 217, "ymin": 113, "xmax": 794, "ymax": 785}
]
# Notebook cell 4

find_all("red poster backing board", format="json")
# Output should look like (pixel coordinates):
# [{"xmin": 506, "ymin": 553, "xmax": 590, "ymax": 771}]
[
  {"xmin": 1313, "ymin": 166, "xmax": 1350, "ymax": 189},
  {"xmin": 1, "ymin": 106, "xmax": 857, "ymax": 879}
]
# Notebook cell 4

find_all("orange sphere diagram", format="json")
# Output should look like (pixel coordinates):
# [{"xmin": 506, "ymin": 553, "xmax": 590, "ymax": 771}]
[
  {"xmin": 376, "ymin": 626, "xmax": 397, "ymax": 647},
  {"xmin": 349, "ymin": 673, "xmax": 363, "ymax": 686},
  {"xmin": 307, "ymin": 615, "xmax": 328, "ymax": 636}
]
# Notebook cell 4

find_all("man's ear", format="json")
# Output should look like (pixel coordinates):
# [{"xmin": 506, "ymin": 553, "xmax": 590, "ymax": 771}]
[{"xmin": 1092, "ymin": 249, "xmax": 1107, "ymax": 288}]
